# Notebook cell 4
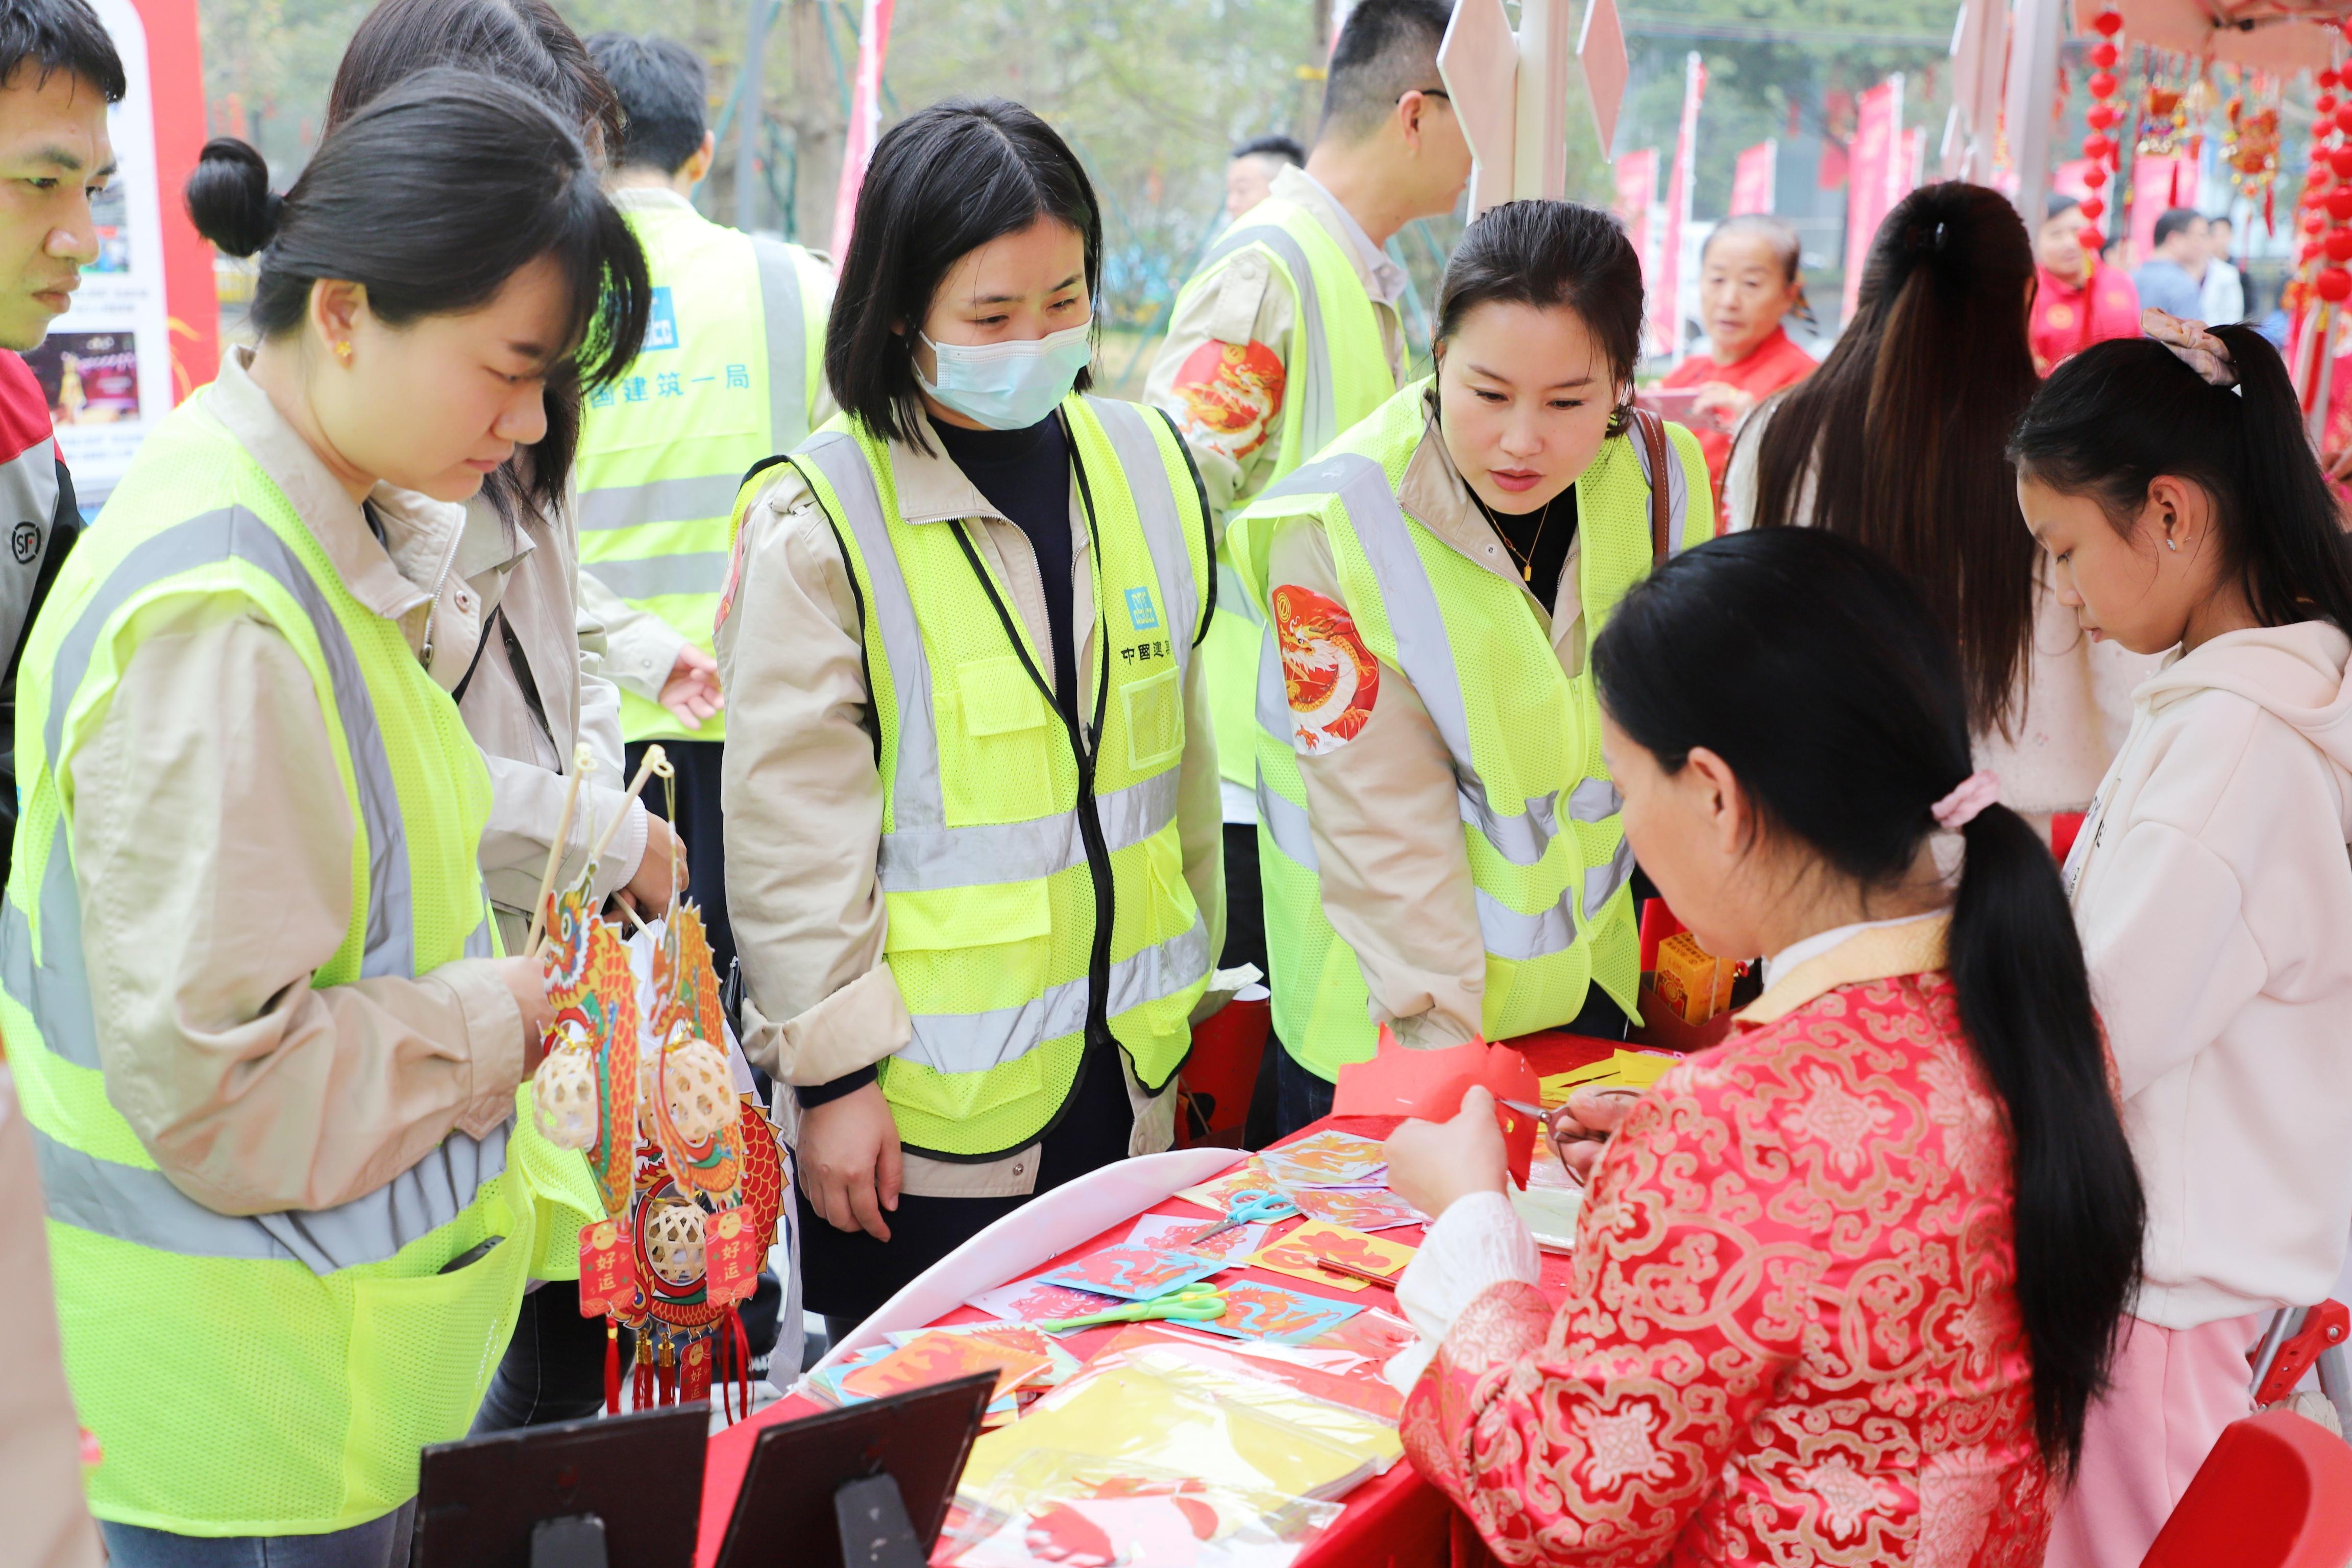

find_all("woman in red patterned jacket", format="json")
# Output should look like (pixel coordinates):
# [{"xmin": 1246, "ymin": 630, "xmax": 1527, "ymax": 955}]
[{"xmin": 1383, "ymin": 526, "xmax": 2144, "ymax": 1566}]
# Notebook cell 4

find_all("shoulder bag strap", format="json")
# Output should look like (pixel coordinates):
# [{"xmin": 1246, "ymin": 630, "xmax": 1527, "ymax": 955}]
[{"xmin": 1634, "ymin": 407, "xmax": 1673, "ymax": 566}]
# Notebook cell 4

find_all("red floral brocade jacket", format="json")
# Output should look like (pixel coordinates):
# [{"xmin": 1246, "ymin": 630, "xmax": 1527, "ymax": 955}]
[{"xmin": 1401, "ymin": 918, "xmax": 2052, "ymax": 1566}]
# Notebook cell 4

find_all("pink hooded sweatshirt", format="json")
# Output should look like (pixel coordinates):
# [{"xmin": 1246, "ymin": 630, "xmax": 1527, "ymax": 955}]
[{"xmin": 2065, "ymin": 621, "xmax": 2352, "ymax": 1329}]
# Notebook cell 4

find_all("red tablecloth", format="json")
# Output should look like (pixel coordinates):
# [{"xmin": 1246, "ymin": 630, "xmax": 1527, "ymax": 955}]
[{"xmin": 695, "ymin": 1035, "xmax": 1625, "ymax": 1567}]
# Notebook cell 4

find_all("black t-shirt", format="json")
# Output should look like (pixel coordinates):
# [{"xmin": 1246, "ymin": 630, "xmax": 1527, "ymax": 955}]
[
  {"xmin": 933, "ymin": 414, "xmax": 1081, "ymax": 728},
  {"xmin": 1473, "ymin": 485, "xmax": 1580, "ymax": 615}
]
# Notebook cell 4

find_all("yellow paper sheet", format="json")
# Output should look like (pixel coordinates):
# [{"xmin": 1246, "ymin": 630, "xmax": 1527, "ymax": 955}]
[
  {"xmin": 1245, "ymin": 1221, "xmax": 1416, "ymax": 1293},
  {"xmin": 959, "ymin": 1356, "xmax": 1399, "ymax": 1506},
  {"xmin": 1538, "ymin": 1049, "xmax": 1679, "ymax": 1107}
]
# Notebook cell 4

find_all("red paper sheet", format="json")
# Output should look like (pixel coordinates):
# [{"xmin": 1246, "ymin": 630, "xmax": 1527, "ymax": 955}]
[{"xmin": 1330, "ymin": 1027, "xmax": 1542, "ymax": 1185}]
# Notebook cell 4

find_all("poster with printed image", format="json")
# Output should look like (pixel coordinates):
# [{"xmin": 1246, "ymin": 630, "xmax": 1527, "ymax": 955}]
[{"xmin": 42, "ymin": 0, "xmax": 216, "ymax": 508}]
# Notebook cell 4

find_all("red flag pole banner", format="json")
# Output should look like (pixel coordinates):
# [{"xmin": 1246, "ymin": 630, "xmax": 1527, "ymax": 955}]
[
  {"xmin": 1841, "ymin": 74, "xmax": 1905, "ymax": 324},
  {"xmin": 1613, "ymin": 149, "xmax": 1659, "ymax": 352},
  {"xmin": 1729, "ymin": 140, "xmax": 1776, "ymax": 216},
  {"xmin": 44, "ymin": 0, "xmax": 215, "ymax": 510},
  {"xmin": 1651, "ymin": 52, "xmax": 1706, "ymax": 364},
  {"xmin": 828, "ymin": 0, "xmax": 897, "ymax": 261}
]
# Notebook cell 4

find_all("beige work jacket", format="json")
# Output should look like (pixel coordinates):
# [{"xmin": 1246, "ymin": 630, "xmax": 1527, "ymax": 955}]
[
  {"xmin": 716, "ymin": 409, "xmax": 1226, "ymax": 1196},
  {"xmin": 62, "ymin": 350, "xmax": 523, "ymax": 1218},
  {"xmin": 1144, "ymin": 165, "xmax": 1409, "ymax": 521},
  {"xmin": 452, "ymin": 488, "xmax": 647, "ymax": 954},
  {"xmin": 1261, "ymin": 396, "xmax": 1597, "ymax": 1049}
]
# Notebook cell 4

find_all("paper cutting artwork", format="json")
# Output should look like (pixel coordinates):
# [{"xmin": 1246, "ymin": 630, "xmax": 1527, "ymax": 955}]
[
  {"xmin": 1033, "ymin": 1246, "xmax": 1226, "ymax": 1303},
  {"xmin": 1126, "ymin": 1211, "xmax": 1267, "ymax": 1264},
  {"xmin": 966, "ymin": 1279, "xmax": 1125, "ymax": 1325},
  {"xmin": 1258, "ymin": 1130, "xmax": 1388, "ymax": 1190},
  {"xmin": 533, "ymin": 878, "xmax": 641, "ymax": 1217},
  {"xmin": 1192, "ymin": 1281, "xmax": 1364, "ymax": 1345},
  {"xmin": 1287, "ymin": 1187, "xmax": 1426, "ymax": 1233},
  {"xmin": 841, "ymin": 1329, "xmax": 1056, "ymax": 1404},
  {"xmin": 644, "ymin": 904, "xmax": 744, "ymax": 1206},
  {"xmin": 1247, "ymin": 1222, "xmax": 1416, "ymax": 1293}
]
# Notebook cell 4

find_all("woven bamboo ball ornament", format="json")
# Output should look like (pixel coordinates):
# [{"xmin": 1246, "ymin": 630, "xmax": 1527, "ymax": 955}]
[
  {"xmin": 529, "ymin": 1023, "xmax": 602, "ymax": 1151},
  {"xmin": 643, "ymin": 1199, "xmax": 706, "ymax": 1285},
  {"xmin": 663, "ymin": 1035, "xmax": 738, "ymax": 1145}
]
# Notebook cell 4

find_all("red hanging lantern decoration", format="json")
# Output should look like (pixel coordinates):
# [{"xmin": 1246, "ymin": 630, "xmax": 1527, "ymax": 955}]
[
  {"xmin": 2318, "ymin": 267, "xmax": 2352, "ymax": 303},
  {"xmin": 2076, "ymin": 13, "xmax": 2127, "ymax": 251}
]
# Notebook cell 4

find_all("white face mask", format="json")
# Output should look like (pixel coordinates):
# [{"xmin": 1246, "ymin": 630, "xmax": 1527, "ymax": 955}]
[{"xmin": 917, "ymin": 318, "xmax": 1094, "ymax": 431}]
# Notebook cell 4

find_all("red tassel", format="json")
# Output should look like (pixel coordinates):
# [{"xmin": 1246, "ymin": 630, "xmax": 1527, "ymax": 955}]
[
  {"xmin": 656, "ymin": 1340, "xmax": 677, "ymax": 1406},
  {"xmin": 604, "ymin": 1320, "xmax": 622, "ymax": 1416},
  {"xmin": 731, "ymin": 1307, "xmax": 752, "ymax": 1424},
  {"xmin": 633, "ymin": 1338, "xmax": 655, "ymax": 1412}
]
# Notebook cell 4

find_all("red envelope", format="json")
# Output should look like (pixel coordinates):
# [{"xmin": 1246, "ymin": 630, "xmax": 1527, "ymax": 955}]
[
  {"xmin": 1333, "ymin": 1026, "xmax": 1542, "ymax": 1188},
  {"xmin": 577, "ymin": 1217, "xmax": 635, "ymax": 1317}
]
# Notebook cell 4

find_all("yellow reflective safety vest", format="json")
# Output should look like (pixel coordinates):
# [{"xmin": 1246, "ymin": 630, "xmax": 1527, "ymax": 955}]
[
  {"xmin": 1227, "ymin": 380, "xmax": 1712, "ymax": 1080},
  {"xmin": 577, "ymin": 200, "xmax": 831, "ymax": 745},
  {"xmin": 782, "ymin": 395, "xmax": 1216, "ymax": 1157},
  {"xmin": 1, "ymin": 392, "xmax": 600, "ymax": 1535},
  {"xmin": 1170, "ymin": 198, "xmax": 1397, "ymax": 793}
]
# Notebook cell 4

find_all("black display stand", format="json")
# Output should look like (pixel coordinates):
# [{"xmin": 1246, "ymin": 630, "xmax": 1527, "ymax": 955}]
[
  {"xmin": 713, "ymin": 1370, "xmax": 996, "ymax": 1568},
  {"xmin": 411, "ymin": 1403, "xmax": 709, "ymax": 1567}
]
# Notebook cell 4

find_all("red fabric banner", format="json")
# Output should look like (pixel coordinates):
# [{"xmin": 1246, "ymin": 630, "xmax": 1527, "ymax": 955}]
[
  {"xmin": 828, "ymin": 0, "xmax": 897, "ymax": 260},
  {"xmin": 1613, "ymin": 149, "xmax": 1659, "ymax": 350},
  {"xmin": 1652, "ymin": 53, "xmax": 1707, "ymax": 363},
  {"xmin": 1841, "ymin": 76, "xmax": 1904, "ymax": 322},
  {"xmin": 1729, "ymin": 140, "xmax": 1776, "ymax": 216}
]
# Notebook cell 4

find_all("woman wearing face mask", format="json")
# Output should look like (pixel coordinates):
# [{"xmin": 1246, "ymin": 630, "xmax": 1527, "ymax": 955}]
[
  {"xmin": 718, "ymin": 97, "xmax": 1222, "ymax": 1334},
  {"xmin": 1223, "ymin": 200, "xmax": 1711, "ymax": 1135},
  {"xmin": 2, "ymin": 73, "xmax": 648, "ymax": 1564}
]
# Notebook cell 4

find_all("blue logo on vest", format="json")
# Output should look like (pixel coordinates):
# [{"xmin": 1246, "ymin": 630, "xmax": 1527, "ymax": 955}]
[
  {"xmin": 1124, "ymin": 586, "xmax": 1159, "ymax": 630},
  {"xmin": 642, "ymin": 287, "xmax": 678, "ymax": 352}
]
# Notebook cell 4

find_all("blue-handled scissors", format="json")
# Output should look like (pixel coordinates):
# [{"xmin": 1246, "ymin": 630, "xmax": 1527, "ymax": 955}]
[{"xmin": 1184, "ymin": 1187, "xmax": 1297, "ymax": 1246}]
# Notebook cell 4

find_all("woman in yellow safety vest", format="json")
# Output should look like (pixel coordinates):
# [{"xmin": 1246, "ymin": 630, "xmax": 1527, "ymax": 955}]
[
  {"xmin": 718, "ymin": 97, "xmax": 1223, "ymax": 1337},
  {"xmin": 5, "ymin": 73, "xmax": 649, "ymax": 1564},
  {"xmin": 1224, "ymin": 200, "xmax": 1712, "ymax": 1134}
]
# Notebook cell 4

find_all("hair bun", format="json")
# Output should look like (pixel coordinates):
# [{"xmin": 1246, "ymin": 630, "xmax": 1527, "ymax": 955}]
[{"xmin": 184, "ymin": 138, "xmax": 281, "ymax": 258}]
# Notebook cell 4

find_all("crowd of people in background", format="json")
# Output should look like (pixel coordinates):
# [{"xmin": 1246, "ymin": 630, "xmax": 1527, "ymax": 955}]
[{"xmin": 3, "ymin": 0, "xmax": 2350, "ymax": 1565}]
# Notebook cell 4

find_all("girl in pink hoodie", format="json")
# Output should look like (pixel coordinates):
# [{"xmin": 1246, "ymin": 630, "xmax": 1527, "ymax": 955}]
[{"xmin": 2013, "ymin": 313, "xmax": 2352, "ymax": 1568}]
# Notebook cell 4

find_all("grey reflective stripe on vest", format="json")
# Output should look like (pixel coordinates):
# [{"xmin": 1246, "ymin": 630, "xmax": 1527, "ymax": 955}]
[
  {"xmin": 804, "ymin": 423, "xmax": 1209, "ymax": 1073},
  {"xmin": 754, "ymin": 236, "xmax": 810, "ymax": 456},
  {"xmin": 43, "ymin": 508, "xmax": 415, "ymax": 981},
  {"xmin": 806, "ymin": 420, "xmax": 1204, "ymax": 895},
  {"xmin": 582, "ymin": 551, "xmax": 731, "ymax": 601},
  {"xmin": 10, "ymin": 504, "xmax": 507, "ymax": 1271},
  {"xmin": 1261, "ymin": 454, "xmax": 1574, "ymax": 868},
  {"xmin": 896, "ymin": 918, "xmax": 1213, "ymax": 1075},
  {"xmin": 797, "ymin": 430, "xmax": 948, "ymax": 862},
  {"xmin": 575, "ymin": 238, "xmax": 809, "ymax": 547},
  {"xmin": 1088, "ymin": 397, "xmax": 1200, "ymax": 683},
  {"xmin": 29, "ymin": 1114, "xmax": 511, "ymax": 1273},
  {"xmin": 579, "ymin": 473, "xmax": 744, "ymax": 532},
  {"xmin": 880, "ymin": 771, "xmax": 1177, "ymax": 894},
  {"xmin": 1197, "ymin": 223, "xmax": 1336, "ymax": 458}
]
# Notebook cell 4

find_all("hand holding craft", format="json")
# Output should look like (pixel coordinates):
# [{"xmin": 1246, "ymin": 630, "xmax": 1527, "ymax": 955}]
[
  {"xmin": 1383, "ymin": 1085, "xmax": 1509, "ymax": 1219},
  {"xmin": 1547, "ymin": 1085, "xmax": 1643, "ymax": 1186}
]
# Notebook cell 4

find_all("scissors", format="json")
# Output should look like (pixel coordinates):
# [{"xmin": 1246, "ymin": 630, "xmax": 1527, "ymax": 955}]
[
  {"xmin": 1035, "ymin": 1283, "xmax": 1229, "ymax": 1333},
  {"xmin": 1184, "ymin": 1188, "xmax": 1298, "ymax": 1246}
]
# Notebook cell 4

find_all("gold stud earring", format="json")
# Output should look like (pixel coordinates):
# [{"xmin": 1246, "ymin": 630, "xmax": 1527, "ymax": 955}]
[{"xmin": 332, "ymin": 340, "xmax": 353, "ymax": 365}]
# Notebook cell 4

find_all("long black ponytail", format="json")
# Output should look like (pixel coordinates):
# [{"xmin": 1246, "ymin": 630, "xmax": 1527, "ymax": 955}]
[
  {"xmin": 1592, "ymin": 527, "xmax": 2144, "ymax": 1476},
  {"xmin": 2012, "ymin": 323, "xmax": 2352, "ymax": 634}
]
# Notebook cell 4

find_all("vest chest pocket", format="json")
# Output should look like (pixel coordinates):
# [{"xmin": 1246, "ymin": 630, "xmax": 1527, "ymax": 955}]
[
  {"xmin": 1120, "ymin": 665, "xmax": 1183, "ymax": 773},
  {"xmin": 946, "ymin": 655, "xmax": 1056, "ymax": 825}
]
